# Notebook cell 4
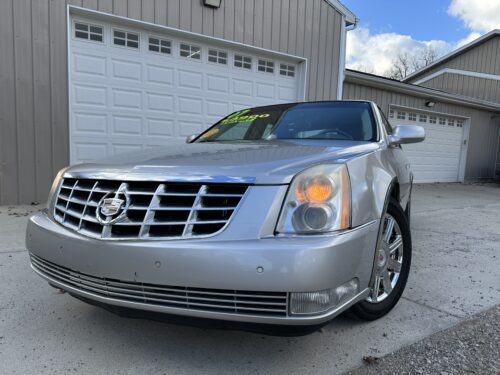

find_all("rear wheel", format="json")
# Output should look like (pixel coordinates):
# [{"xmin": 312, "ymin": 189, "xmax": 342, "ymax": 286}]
[{"xmin": 349, "ymin": 198, "xmax": 411, "ymax": 320}]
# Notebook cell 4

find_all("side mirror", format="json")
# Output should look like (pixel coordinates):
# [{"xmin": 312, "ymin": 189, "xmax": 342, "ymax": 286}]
[
  {"xmin": 388, "ymin": 125, "xmax": 425, "ymax": 145},
  {"xmin": 186, "ymin": 134, "xmax": 198, "ymax": 143}
]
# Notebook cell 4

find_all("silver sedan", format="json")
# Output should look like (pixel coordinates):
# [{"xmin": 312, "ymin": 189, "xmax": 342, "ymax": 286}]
[{"xmin": 26, "ymin": 101, "xmax": 425, "ymax": 334}]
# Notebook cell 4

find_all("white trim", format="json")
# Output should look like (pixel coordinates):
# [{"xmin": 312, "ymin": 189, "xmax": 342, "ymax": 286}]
[
  {"xmin": 345, "ymin": 70, "xmax": 500, "ymax": 112},
  {"xmin": 66, "ymin": 5, "xmax": 72, "ymax": 163},
  {"xmin": 495, "ymin": 125, "xmax": 500, "ymax": 177},
  {"xmin": 404, "ymin": 29, "xmax": 500, "ymax": 81},
  {"xmin": 413, "ymin": 68, "xmax": 500, "ymax": 85},
  {"xmin": 389, "ymin": 104, "xmax": 470, "ymax": 183},
  {"xmin": 337, "ymin": 15, "xmax": 347, "ymax": 99},
  {"xmin": 325, "ymin": 0, "xmax": 357, "ymax": 25}
]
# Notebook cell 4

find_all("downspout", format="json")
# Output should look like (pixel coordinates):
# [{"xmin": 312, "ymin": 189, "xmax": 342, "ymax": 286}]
[{"xmin": 337, "ymin": 17, "xmax": 358, "ymax": 99}]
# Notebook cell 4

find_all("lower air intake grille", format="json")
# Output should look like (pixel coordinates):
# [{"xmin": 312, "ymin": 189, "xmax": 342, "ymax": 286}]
[
  {"xmin": 30, "ymin": 254, "xmax": 288, "ymax": 317},
  {"xmin": 53, "ymin": 178, "xmax": 248, "ymax": 240}
]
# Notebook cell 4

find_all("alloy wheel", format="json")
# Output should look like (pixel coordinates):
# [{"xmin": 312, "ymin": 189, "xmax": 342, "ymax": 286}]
[{"xmin": 366, "ymin": 213, "xmax": 404, "ymax": 303}]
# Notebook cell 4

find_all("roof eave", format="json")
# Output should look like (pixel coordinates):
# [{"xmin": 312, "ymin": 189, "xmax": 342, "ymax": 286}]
[
  {"xmin": 325, "ymin": 0, "xmax": 357, "ymax": 26},
  {"xmin": 345, "ymin": 70, "xmax": 500, "ymax": 113}
]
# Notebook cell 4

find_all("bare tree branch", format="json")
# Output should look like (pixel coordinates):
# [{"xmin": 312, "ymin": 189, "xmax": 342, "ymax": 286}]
[{"xmin": 384, "ymin": 46, "xmax": 438, "ymax": 80}]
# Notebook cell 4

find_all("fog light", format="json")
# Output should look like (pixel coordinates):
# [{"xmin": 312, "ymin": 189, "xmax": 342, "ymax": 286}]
[{"xmin": 290, "ymin": 278, "xmax": 359, "ymax": 315}]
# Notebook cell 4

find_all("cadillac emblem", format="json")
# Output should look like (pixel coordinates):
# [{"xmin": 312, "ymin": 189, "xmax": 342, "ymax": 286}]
[{"xmin": 96, "ymin": 191, "xmax": 129, "ymax": 225}]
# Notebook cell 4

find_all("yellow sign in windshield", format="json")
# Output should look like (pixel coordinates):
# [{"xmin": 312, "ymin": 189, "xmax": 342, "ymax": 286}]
[{"xmin": 220, "ymin": 110, "xmax": 271, "ymax": 125}]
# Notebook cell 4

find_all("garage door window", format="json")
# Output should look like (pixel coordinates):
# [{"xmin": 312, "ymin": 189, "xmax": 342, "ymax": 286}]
[
  {"xmin": 258, "ymin": 59, "xmax": 274, "ymax": 73},
  {"xmin": 397, "ymin": 111, "xmax": 406, "ymax": 120},
  {"xmin": 208, "ymin": 49, "xmax": 227, "ymax": 64},
  {"xmin": 439, "ymin": 117, "xmax": 446, "ymax": 125},
  {"xmin": 429, "ymin": 116, "xmax": 437, "ymax": 124},
  {"xmin": 74, "ymin": 22, "xmax": 103, "ymax": 42},
  {"xmin": 419, "ymin": 114, "xmax": 427, "ymax": 122},
  {"xmin": 448, "ymin": 119, "xmax": 455, "ymax": 126},
  {"xmin": 234, "ymin": 54, "xmax": 252, "ymax": 70},
  {"xmin": 180, "ymin": 43, "xmax": 201, "ymax": 59},
  {"xmin": 280, "ymin": 64, "xmax": 295, "ymax": 77},
  {"xmin": 148, "ymin": 37, "xmax": 171, "ymax": 54},
  {"xmin": 408, "ymin": 113, "xmax": 417, "ymax": 121},
  {"xmin": 457, "ymin": 120, "xmax": 464, "ymax": 128},
  {"xmin": 113, "ymin": 30, "xmax": 139, "ymax": 48}
]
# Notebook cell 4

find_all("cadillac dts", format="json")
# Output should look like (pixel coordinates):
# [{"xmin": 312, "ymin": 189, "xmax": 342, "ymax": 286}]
[{"xmin": 26, "ymin": 101, "xmax": 425, "ymax": 334}]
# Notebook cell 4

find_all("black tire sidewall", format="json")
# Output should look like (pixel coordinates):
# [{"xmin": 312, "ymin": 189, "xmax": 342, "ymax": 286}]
[{"xmin": 350, "ymin": 198, "xmax": 412, "ymax": 320}]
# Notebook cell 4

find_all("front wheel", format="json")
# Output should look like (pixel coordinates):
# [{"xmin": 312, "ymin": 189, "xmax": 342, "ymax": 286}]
[{"xmin": 349, "ymin": 198, "xmax": 412, "ymax": 320}]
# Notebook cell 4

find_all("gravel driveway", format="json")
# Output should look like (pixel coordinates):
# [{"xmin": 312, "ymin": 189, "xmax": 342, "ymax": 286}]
[
  {"xmin": 349, "ymin": 305, "xmax": 500, "ymax": 375},
  {"xmin": 0, "ymin": 182, "xmax": 499, "ymax": 374}
]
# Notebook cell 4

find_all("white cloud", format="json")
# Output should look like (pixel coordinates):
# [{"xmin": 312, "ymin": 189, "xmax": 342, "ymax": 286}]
[
  {"xmin": 346, "ymin": 0, "xmax": 500, "ymax": 77},
  {"xmin": 448, "ymin": 0, "xmax": 500, "ymax": 33},
  {"xmin": 346, "ymin": 28, "xmax": 453, "ymax": 76}
]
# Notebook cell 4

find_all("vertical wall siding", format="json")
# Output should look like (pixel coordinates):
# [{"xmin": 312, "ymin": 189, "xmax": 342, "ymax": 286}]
[
  {"xmin": 407, "ymin": 36, "xmax": 500, "ymax": 104},
  {"xmin": 420, "ymin": 74, "xmax": 500, "ymax": 104},
  {"xmin": 343, "ymin": 80, "xmax": 500, "ymax": 179},
  {"xmin": 0, "ymin": 0, "xmax": 344, "ymax": 204}
]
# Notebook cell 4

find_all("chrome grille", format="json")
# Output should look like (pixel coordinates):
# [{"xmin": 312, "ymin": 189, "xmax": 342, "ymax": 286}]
[
  {"xmin": 53, "ymin": 178, "xmax": 248, "ymax": 240},
  {"xmin": 30, "ymin": 254, "xmax": 288, "ymax": 317}
]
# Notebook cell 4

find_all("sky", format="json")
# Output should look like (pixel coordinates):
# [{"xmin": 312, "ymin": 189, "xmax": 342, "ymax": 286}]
[{"xmin": 342, "ymin": 0, "xmax": 500, "ymax": 76}]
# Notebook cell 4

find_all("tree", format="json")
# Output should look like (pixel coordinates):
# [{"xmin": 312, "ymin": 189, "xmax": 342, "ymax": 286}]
[{"xmin": 385, "ymin": 46, "xmax": 438, "ymax": 80}]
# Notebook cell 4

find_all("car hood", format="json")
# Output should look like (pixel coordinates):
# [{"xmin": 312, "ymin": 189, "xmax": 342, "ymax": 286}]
[{"xmin": 66, "ymin": 140, "xmax": 379, "ymax": 184}]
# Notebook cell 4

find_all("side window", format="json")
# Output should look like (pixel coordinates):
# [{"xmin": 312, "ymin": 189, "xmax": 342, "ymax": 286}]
[{"xmin": 378, "ymin": 107, "xmax": 393, "ymax": 135}]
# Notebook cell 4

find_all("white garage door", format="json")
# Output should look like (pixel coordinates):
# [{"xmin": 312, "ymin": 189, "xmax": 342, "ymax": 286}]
[
  {"xmin": 68, "ymin": 15, "xmax": 305, "ymax": 164},
  {"xmin": 389, "ymin": 108, "xmax": 466, "ymax": 183}
]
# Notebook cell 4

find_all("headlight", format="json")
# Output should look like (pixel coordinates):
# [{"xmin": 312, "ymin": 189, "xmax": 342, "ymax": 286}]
[
  {"xmin": 46, "ymin": 167, "xmax": 69, "ymax": 213},
  {"xmin": 276, "ymin": 164, "xmax": 350, "ymax": 234}
]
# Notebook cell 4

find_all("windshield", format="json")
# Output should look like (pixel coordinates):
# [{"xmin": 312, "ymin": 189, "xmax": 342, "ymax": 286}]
[{"xmin": 196, "ymin": 102, "xmax": 377, "ymax": 143}]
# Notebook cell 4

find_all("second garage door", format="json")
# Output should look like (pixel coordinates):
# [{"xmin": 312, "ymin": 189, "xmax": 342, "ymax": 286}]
[
  {"xmin": 389, "ymin": 107, "xmax": 467, "ymax": 183},
  {"xmin": 69, "ymin": 14, "xmax": 306, "ymax": 164}
]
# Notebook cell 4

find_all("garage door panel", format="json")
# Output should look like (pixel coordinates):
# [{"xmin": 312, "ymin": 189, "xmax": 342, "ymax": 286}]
[
  {"xmin": 178, "ymin": 70, "xmax": 203, "ymax": 90},
  {"xmin": 73, "ymin": 113, "xmax": 108, "ymax": 135},
  {"xmin": 178, "ymin": 97, "xmax": 203, "ymax": 115},
  {"xmin": 111, "ymin": 58, "xmax": 142, "ymax": 82},
  {"xmin": 147, "ymin": 118, "xmax": 175, "ymax": 137},
  {"xmin": 111, "ymin": 143, "xmax": 143, "ymax": 155},
  {"xmin": 73, "ymin": 53, "xmax": 107, "ymax": 77},
  {"xmin": 206, "ymin": 100, "xmax": 230, "ymax": 117},
  {"xmin": 278, "ymin": 85, "xmax": 298, "ymax": 101},
  {"xmin": 145, "ymin": 92, "xmax": 174, "ymax": 113},
  {"xmin": 256, "ymin": 82, "xmax": 275, "ymax": 99},
  {"xmin": 73, "ymin": 84, "xmax": 107, "ymax": 107},
  {"xmin": 112, "ymin": 115, "xmax": 143, "ymax": 135},
  {"xmin": 232, "ymin": 79, "xmax": 253, "ymax": 97},
  {"xmin": 111, "ymin": 88, "xmax": 142, "ymax": 109},
  {"xmin": 145, "ymin": 65, "xmax": 174, "ymax": 86},
  {"xmin": 206, "ymin": 74, "xmax": 230, "ymax": 94},
  {"xmin": 73, "ymin": 141, "xmax": 109, "ymax": 162}
]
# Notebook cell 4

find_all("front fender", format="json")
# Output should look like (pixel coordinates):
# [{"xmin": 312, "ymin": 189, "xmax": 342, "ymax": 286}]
[{"xmin": 346, "ymin": 149, "xmax": 397, "ymax": 228}]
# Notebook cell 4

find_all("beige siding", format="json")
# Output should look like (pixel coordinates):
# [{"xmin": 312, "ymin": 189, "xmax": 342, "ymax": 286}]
[
  {"xmin": 410, "ymin": 36, "xmax": 500, "ymax": 80},
  {"xmin": 420, "ymin": 73, "xmax": 500, "ymax": 104},
  {"xmin": 407, "ymin": 35, "xmax": 500, "ymax": 103},
  {"xmin": 0, "ymin": 0, "xmax": 344, "ymax": 204},
  {"xmin": 343, "ymin": 81, "xmax": 500, "ymax": 180}
]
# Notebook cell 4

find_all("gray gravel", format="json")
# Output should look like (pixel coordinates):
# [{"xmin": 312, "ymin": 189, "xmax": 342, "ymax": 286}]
[{"xmin": 348, "ymin": 305, "xmax": 500, "ymax": 375}]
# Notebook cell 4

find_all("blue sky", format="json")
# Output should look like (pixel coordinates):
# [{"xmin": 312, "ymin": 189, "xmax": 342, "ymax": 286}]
[
  {"xmin": 342, "ymin": 0, "xmax": 469, "ymax": 42},
  {"xmin": 343, "ymin": 0, "xmax": 500, "ymax": 75}
]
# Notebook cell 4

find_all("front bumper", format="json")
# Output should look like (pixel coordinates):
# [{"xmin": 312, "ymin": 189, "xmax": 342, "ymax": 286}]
[{"xmin": 27, "ymin": 211, "xmax": 378, "ymax": 326}]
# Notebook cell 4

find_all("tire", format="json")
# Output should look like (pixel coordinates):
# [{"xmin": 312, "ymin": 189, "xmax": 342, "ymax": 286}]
[{"xmin": 349, "ymin": 198, "xmax": 412, "ymax": 321}]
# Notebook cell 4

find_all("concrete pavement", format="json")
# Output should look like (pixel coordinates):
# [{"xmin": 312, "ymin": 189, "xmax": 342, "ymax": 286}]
[{"xmin": 0, "ymin": 183, "xmax": 499, "ymax": 374}]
